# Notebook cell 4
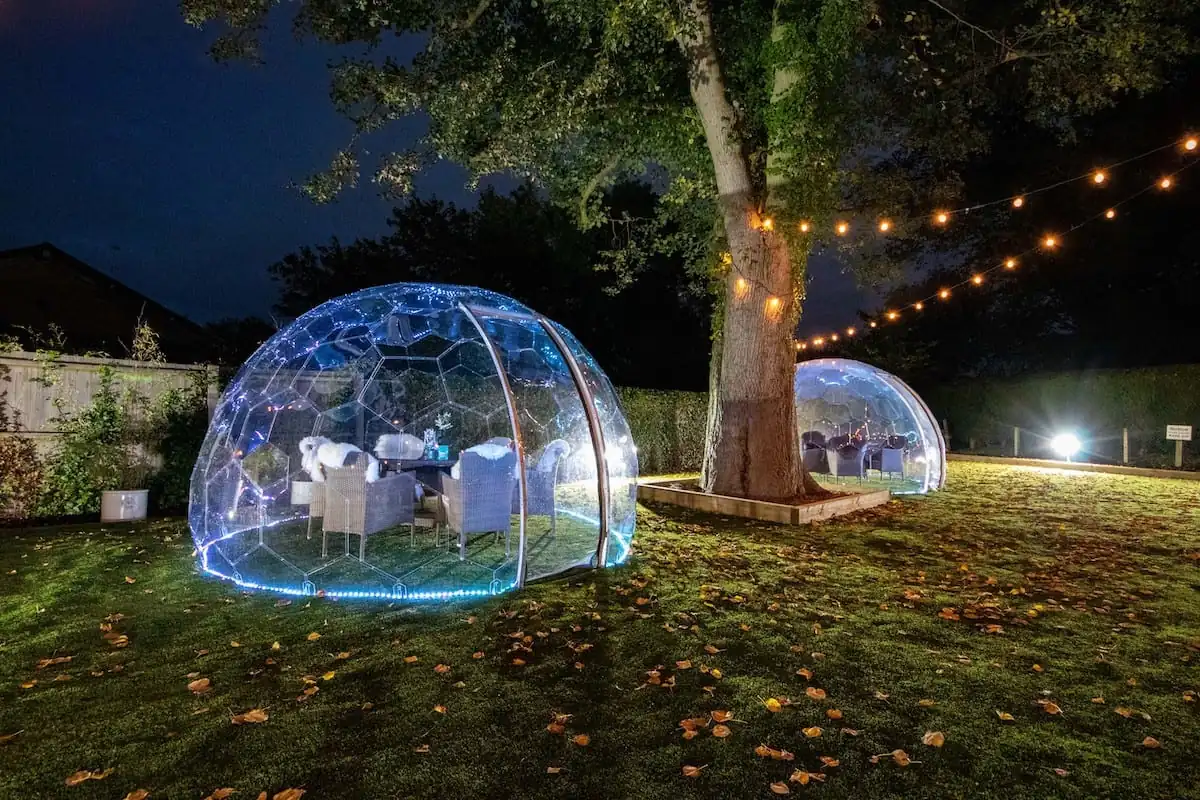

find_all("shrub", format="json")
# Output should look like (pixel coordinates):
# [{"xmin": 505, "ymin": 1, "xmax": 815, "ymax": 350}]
[
  {"xmin": 146, "ymin": 375, "xmax": 211, "ymax": 512},
  {"xmin": 617, "ymin": 387, "xmax": 708, "ymax": 474},
  {"xmin": 0, "ymin": 435, "xmax": 42, "ymax": 519}
]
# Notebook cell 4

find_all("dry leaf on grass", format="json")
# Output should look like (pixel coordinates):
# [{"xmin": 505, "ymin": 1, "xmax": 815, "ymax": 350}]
[
  {"xmin": 231, "ymin": 708, "xmax": 269, "ymax": 725},
  {"xmin": 230, "ymin": 641, "xmax": 241, "ymax": 648},
  {"xmin": 0, "ymin": 731, "xmax": 23, "ymax": 745},
  {"xmin": 789, "ymin": 770, "xmax": 826, "ymax": 785},
  {"xmin": 202, "ymin": 790, "xmax": 236, "ymax": 800},
  {"xmin": 711, "ymin": 710, "xmax": 733, "ymax": 723},
  {"xmin": 433, "ymin": 664, "xmax": 451, "ymax": 674},
  {"xmin": 1114, "ymin": 707, "xmax": 1135, "ymax": 718},
  {"xmin": 802, "ymin": 727, "xmax": 822, "ymax": 738},
  {"xmin": 546, "ymin": 766, "xmax": 563, "ymax": 775},
  {"xmin": 1142, "ymin": 736, "xmax": 1161, "ymax": 749},
  {"xmin": 769, "ymin": 781, "xmax": 790, "ymax": 794},
  {"xmin": 403, "ymin": 655, "xmax": 418, "ymax": 664},
  {"xmin": 571, "ymin": 734, "xmax": 590, "ymax": 747},
  {"xmin": 65, "ymin": 768, "xmax": 114, "ymax": 786},
  {"xmin": 188, "ymin": 678, "xmax": 212, "ymax": 695},
  {"xmin": 996, "ymin": 711, "xmax": 1015, "ymax": 721},
  {"xmin": 272, "ymin": 790, "xmax": 305, "ymax": 800},
  {"xmin": 918, "ymin": 699, "xmax": 936, "ymax": 707},
  {"xmin": 922, "ymin": 731, "xmax": 945, "ymax": 747},
  {"xmin": 681, "ymin": 765, "xmax": 707, "ymax": 777},
  {"xmin": 433, "ymin": 705, "xmax": 447, "ymax": 714},
  {"xmin": 124, "ymin": 576, "xmax": 136, "ymax": 584},
  {"xmin": 414, "ymin": 744, "xmax": 431, "ymax": 754},
  {"xmin": 763, "ymin": 698, "xmax": 783, "ymax": 713},
  {"xmin": 819, "ymin": 756, "xmax": 840, "ymax": 768},
  {"xmin": 321, "ymin": 671, "xmax": 335, "ymax": 681},
  {"xmin": 676, "ymin": 660, "xmax": 692, "ymax": 670},
  {"xmin": 123, "ymin": 791, "xmax": 150, "ymax": 800},
  {"xmin": 826, "ymin": 709, "xmax": 843, "ymax": 720},
  {"xmin": 704, "ymin": 644, "xmax": 723, "ymax": 655},
  {"xmin": 335, "ymin": 651, "xmax": 351, "ymax": 660},
  {"xmin": 806, "ymin": 687, "xmax": 826, "ymax": 701},
  {"xmin": 473, "ymin": 651, "xmax": 485, "ymax": 660},
  {"xmin": 711, "ymin": 724, "xmax": 732, "ymax": 738},
  {"xmin": 36, "ymin": 656, "xmax": 72, "ymax": 669},
  {"xmin": 305, "ymin": 632, "xmax": 321, "ymax": 642}
]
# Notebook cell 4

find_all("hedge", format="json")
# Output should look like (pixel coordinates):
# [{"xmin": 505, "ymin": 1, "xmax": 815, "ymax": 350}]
[
  {"xmin": 616, "ymin": 387, "xmax": 708, "ymax": 475},
  {"xmin": 919, "ymin": 365, "xmax": 1200, "ymax": 467}
]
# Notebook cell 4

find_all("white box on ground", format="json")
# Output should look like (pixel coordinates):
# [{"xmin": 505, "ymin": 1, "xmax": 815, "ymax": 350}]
[{"xmin": 1166, "ymin": 425, "xmax": 1193, "ymax": 442}]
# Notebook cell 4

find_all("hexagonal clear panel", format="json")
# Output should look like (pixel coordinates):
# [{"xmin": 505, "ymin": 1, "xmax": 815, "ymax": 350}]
[{"xmin": 190, "ymin": 284, "xmax": 637, "ymax": 602}]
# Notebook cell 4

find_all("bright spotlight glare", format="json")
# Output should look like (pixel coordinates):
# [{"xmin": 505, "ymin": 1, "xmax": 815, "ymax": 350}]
[{"xmin": 1050, "ymin": 433, "xmax": 1082, "ymax": 459}]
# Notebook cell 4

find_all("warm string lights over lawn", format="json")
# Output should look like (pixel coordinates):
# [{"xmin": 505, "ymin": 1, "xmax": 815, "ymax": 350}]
[{"xmin": 791, "ymin": 134, "xmax": 1199, "ymax": 353}]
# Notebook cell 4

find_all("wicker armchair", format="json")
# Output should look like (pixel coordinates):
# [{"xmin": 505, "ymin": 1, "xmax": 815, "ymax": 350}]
[
  {"xmin": 512, "ymin": 440, "xmax": 569, "ymax": 532},
  {"xmin": 322, "ymin": 454, "xmax": 416, "ymax": 560},
  {"xmin": 441, "ymin": 449, "xmax": 517, "ymax": 561}
]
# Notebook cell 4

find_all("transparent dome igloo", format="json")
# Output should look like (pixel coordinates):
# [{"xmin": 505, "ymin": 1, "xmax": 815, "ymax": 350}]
[
  {"xmin": 794, "ymin": 358, "xmax": 946, "ymax": 494},
  {"xmin": 189, "ymin": 284, "xmax": 638, "ymax": 601}
]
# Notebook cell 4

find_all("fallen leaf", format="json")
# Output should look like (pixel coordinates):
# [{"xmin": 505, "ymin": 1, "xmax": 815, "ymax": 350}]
[
  {"xmin": 891, "ymin": 749, "xmax": 913, "ymax": 766},
  {"xmin": 202, "ymin": 790, "xmax": 235, "ymax": 800},
  {"xmin": 769, "ymin": 782, "xmax": 790, "ymax": 795},
  {"xmin": 996, "ymin": 711, "xmax": 1015, "ymax": 721},
  {"xmin": 404, "ymin": 655, "xmax": 418, "ymax": 664},
  {"xmin": 188, "ymin": 678, "xmax": 212, "ymax": 695},
  {"xmin": 1042, "ymin": 702, "xmax": 1062, "ymax": 715},
  {"xmin": 1053, "ymin": 768, "xmax": 1070, "ymax": 777},
  {"xmin": 433, "ymin": 664, "xmax": 451, "ymax": 674},
  {"xmin": 1114, "ymin": 707, "xmax": 1135, "ymax": 718},
  {"xmin": 124, "ymin": 576, "xmax": 136, "ymax": 584},
  {"xmin": 231, "ymin": 708, "xmax": 269, "ymax": 725},
  {"xmin": 789, "ymin": 770, "xmax": 826, "ymax": 785},
  {"xmin": 681, "ymin": 765, "xmax": 706, "ymax": 778},
  {"xmin": 796, "ymin": 668, "xmax": 813, "ymax": 680},
  {"xmin": 19, "ymin": 681, "xmax": 36, "ymax": 690},
  {"xmin": 272, "ymin": 790, "xmax": 305, "ymax": 800},
  {"xmin": 571, "ymin": 734, "xmax": 590, "ymax": 747},
  {"xmin": 0, "ymin": 731, "xmax": 24, "ymax": 745},
  {"xmin": 64, "ymin": 768, "xmax": 114, "ymax": 786},
  {"xmin": 703, "ymin": 644, "xmax": 722, "ymax": 655},
  {"xmin": 433, "ymin": 704, "xmax": 447, "ymax": 714},
  {"xmin": 546, "ymin": 722, "xmax": 565, "ymax": 735},
  {"xmin": 36, "ymin": 656, "xmax": 72, "ymax": 669},
  {"xmin": 1091, "ymin": 696, "xmax": 1105, "ymax": 704},
  {"xmin": 306, "ymin": 632, "xmax": 321, "ymax": 642},
  {"xmin": 819, "ymin": 756, "xmax": 840, "ymax": 768},
  {"xmin": 803, "ymin": 726, "xmax": 822, "ymax": 738},
  {"xmin": 546, "ymin": 766, "xmax": 563, "ymax": 775},
  {"xmin": 414, "ymin": 744, "xmax": 430, "ymax": 754},
  {"xmin": 230, "ymin": 641, "xmax": 241, "ymax": 648},
  {"xmin": 806, "ymin": 687, "xmax": 827, "ymax": 701},
  {"xmin": 1142, "ymin": 736, "xmax": 1161, "ymax": 749},
  {"xmin": 874, "ymin": 691, "xmax": 890, "ymax": 701},
  {"xmin": 922, "ymin": 731, "xmax": 945, "ymax": 747},
  {"xmin": 676, "ymin": 660, "xmax": 692, "ymax": 670},
  {"xmin": 1032, "ymin": 664, "xmax": 1044, "ymax": 673},
  {"xmin": 271, "ymin": 642, "xmax": 281, "ymax": 651},
  {"xmin": 321, "ymin": 671, "xmax": 335, "ymax": 681},
  {"xmin": 826, "ymin": 709, "xmax": 843, "ymax": 720},
  {"xmin": 335, "ymin": 651, "xmax": 351, "ymax": 660},
  {"xmin": 840, "ymin": 727, "xmax": 861, "ymax": 736},
  {"xmin": 123, "ymin": 791, "xmax": 150, "ymax": 800},
  {"xmin": 763, "ymin": 698, "xmax": 783, "ymax": 713},
  {"xmin": 1182, "ymin": 690, "xmax": 1196, "ymax": 703},
  {"xmin": 711, "ymin": 710, "xmax": 733, "ymax": 723},
  {"xmin": 473, "ymin": 651, "xmax": 485, "ymax": 660},
  {"xmin": 711, "ymin": 724, "xmax": 732, "ymax": 738}
]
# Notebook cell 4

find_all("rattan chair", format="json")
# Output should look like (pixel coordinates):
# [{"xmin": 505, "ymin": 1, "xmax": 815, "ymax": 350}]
[
  {"xmin": 322, "ymin": 454, "xmax": 416, "ymax": 560},
  {"xmin": 512, "ymin": 439, "xmax": 569, "ymax": 532},
  {"xmin": 441, "ymin": 449, "xmax": 517, "ymax": 561}
]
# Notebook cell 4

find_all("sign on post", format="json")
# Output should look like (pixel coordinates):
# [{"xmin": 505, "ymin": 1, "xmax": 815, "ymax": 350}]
[
  {"xmin": 1166, "ymin": 425, "xmax": 1192, "ymax": 469},
  {"xmin": 1166, "ymin": 425, "xmax": 1193, "ymax": 441}
]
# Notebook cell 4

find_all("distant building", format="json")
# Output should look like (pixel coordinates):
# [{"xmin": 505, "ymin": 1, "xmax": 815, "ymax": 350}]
[{"xmin": 0, "ymin": 243, "xmax": 209, "ymax": 362}]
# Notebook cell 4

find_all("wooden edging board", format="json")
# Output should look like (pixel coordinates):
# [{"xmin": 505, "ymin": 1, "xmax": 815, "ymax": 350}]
[
  {"xmin": 636, "ymin": 479, "xmax": 891, "ymax": 524},
  {"xmin": 947, "ymin": 453, "xmax": 1200, "ymax": 482}
]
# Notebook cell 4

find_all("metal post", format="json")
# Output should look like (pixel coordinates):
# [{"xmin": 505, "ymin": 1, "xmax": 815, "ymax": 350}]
[
  {"xmin": 537, "ymin": 318, "xmax": 611, "ymax": 570},
  {"xmin": 1013, "ymin": 427, "xmax": 1020, "ymax": 458},
  {"xmin": 457, "ymin": 303, "xmax": 529, "ymax": 589},
  {"xmin": 1122, "ymin": 428, "xmax": 1129, "ymax": 464},
  {"xmin": 1176, "ymin": 440, "xmax": 1184, "ymax": 469}
]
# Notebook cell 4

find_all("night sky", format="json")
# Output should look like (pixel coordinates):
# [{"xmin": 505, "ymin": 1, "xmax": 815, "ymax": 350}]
[{"xmin": 0, "ymin": 0, "xmax": 868, "ymax": 331}]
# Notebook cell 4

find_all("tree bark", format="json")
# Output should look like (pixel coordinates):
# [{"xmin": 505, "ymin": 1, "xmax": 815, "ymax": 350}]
[{"xmin": 680, "ymin": 0, "xmax": 807, "ymax": 501}]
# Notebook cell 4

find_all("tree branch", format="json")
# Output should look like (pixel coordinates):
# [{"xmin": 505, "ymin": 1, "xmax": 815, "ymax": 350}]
[
  {"xmin": 578, "ymin": 155, "xmax": 622, "ymax": 227},
  {"xmin": 460, "ymin": 0, "xmax": 493, "ymax": 29},
  {"xmin": 925, "ymin": 0, "xmax": 1007, "ymax": 53}
]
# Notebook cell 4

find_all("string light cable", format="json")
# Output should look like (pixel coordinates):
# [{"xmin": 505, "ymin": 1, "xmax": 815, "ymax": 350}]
[{"xmin": 794, "ymin": 136, "xmax": 1199, "ymax": 351}]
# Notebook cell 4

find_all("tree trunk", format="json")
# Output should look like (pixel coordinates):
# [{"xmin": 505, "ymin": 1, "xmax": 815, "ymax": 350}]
[{"xmin": 680, "ymin": 0, "xmax": 813, "ymax": 502}]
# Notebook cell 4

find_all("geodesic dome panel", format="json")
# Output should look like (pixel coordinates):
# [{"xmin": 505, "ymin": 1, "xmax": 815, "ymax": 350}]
[
  {"xmin": 189, "ymin": 284, "xmax": 638, "ymax": 601},
  {"xmin": 794, "ymin": 358, "xmax": 946, "ymax": 494}
]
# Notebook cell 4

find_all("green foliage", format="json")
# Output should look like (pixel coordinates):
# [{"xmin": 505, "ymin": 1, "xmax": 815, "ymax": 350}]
[
  {"xmin": 0, "ymin": 436, "xmax": 42, "ymax": 520},
  {"xmin": 922, "ymin": 365, "xmax": 1200, "ymax": 467},
  {"xmin": 617, "ymin": 387, "xmax": 707, "ymax": 474},
  {"xmin": 146, "ymin": 375, "xmax": 212, "ymax": 512}
]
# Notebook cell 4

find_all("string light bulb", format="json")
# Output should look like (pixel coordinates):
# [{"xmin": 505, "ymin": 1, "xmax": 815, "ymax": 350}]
[
  {"xmin": 846, "ymin": 327, "xmax": 856, "ymax": 337},
  {"xmin": 971, "ymin": 274, "xmax": 984, "ymax": 285},
  {"xmin": 1042, "ymin": 234, "xmax": 1059, "ymax": 250},
  {"xmin": 813, "ymin": 337, "xmax": 826, "ymax": 347},
  {"xmin": 830, "ymin": 333, "xmax": 840, "ymax": 342},
  {"xmin": 1004, "ymin": 257, "xmax": 1018, "ymax": 269},
  {"xmin": 886, "ymin": 310, "xmax": 899, "ymax": 321},
  {"xmin": 1105, "ymin": 208, "xmax": 1116, "ymax": 220},
  {"xmin": 938, "ymin": 288, "xmax": 951, "ymax": 300},
  {"xmin": 761, "ymin": 217, "xmax": 774, "ymax": 231},
  {"xmin": 1185, "ymin": 137, "xmax": 1198, "ymax": 152},
  {"xmin": 1092, "ymin": 170, "xmax": 1107, "ymax": 185},
  {"xmin": 1012, "ymin": 196, "xmax": 1025, "ymax": 209},
  {"xmin": 869, "ymin": 321, "xmax": 878, "ymax": 328},
  {"xmin": 765, "ymin": 296, "xmax": 782, "ymax": 316},
  {"xmin": 836, "ymin": 221, "xmax": 849, "ymax": 236},
  {"xmin": 1160, "ymin": 176, "xmax": 1173, "ymax": 190},
  {"xmin": 799, "ymin": 221, "xmax": 811, "ymax": 233},
  {"xmin": 878, "ymin": 219, "xmax": 892, "ymax": 233},
  {"xmin": 933, "ymin": 211, "xmax": 950, "ymax": 225}
]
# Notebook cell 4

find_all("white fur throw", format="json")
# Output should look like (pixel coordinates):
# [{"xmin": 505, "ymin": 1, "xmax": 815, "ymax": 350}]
[
  {"xmin": 536, "ymin": 439, "xmax": 571, "ymax": 473},
  {"xmin": 373, "ymin": 432, "xmax": 425, "ymax": 460},
  {"xmin": 299, "ymin": 436, "xmax": 381, "ymax": 483},
  {"xmin": 450, "ymin": 442, "xmax": 511, "ymax": 480}
]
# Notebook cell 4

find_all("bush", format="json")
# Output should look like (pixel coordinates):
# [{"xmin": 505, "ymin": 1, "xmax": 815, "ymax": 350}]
[
  {"xmin": 146, "ymin": 376, "xmax": 211, "ymax": 512},
  {"xmin": 0, "ymin": 435, "xmax": 42, "ymax": 520},
  {"xmin": 617, "ymin": 387, "xmax": 708, "ymax": 474}
]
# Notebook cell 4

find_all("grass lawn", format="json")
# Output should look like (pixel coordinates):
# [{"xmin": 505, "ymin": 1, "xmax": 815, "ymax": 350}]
[{"xmin": 1, "ymin": 461, "xmax": 1198, "ymax": 799}]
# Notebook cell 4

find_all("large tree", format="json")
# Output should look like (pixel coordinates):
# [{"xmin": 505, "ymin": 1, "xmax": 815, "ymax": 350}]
[{"xmin": 184, "ymin": 0, "xmax": 1198, "ymax": 500}]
